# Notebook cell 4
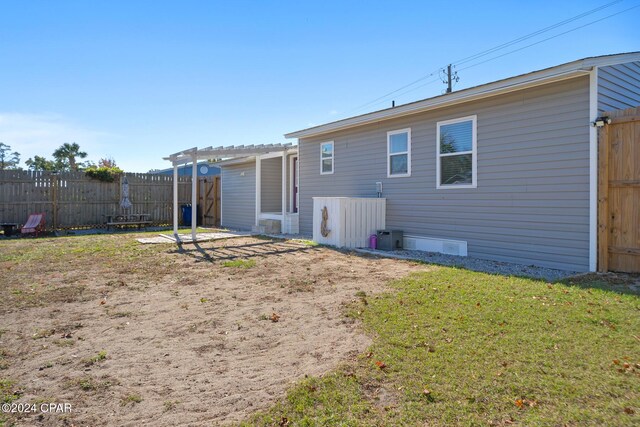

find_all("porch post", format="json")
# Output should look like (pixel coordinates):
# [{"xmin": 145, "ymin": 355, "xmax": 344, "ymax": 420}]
[
  {"xmin": 191, "ymin": 152, "xmax": 198, "ymax": 241},
  {"xmin": 173, "ymin": 161, "xmax": 178, "ymax": 236},
  {"xmin": 281, "ymin": 152, "xmax": 286, "ymax": 229},
  {"xmin": 255, "ymin": 155, "xmax": 261, "ymax": 228}
]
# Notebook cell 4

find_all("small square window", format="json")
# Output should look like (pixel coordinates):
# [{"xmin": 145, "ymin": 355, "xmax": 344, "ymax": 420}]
[
  {"xmin": 387, "ymin": 129, "xmax": 411, "ymax": 177},
  {"xmin": 320, "ymin": 141, "xmax": 334, "ymax": 174}
]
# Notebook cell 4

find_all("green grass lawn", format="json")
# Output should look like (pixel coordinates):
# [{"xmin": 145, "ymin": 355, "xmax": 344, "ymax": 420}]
[{"xmin": 241, "ymin": 267, "xmax": 639, "ymax": 426}]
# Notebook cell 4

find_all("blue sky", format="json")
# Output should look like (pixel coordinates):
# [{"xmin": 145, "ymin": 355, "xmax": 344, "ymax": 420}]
[{"xmin": 0, "ymin": 0, "xmax": 638, "ymax": 172}]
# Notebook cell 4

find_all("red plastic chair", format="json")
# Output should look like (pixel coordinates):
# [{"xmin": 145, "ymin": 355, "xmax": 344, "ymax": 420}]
[{"xmin": 21, "ymin": 213, "xmax": 46, "ymax": 237}]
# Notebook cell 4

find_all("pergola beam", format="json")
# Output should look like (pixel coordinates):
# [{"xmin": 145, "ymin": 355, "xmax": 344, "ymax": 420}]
[{"xmin": 165, "ymin": 143, "xmax": 295, "ymax": 163}]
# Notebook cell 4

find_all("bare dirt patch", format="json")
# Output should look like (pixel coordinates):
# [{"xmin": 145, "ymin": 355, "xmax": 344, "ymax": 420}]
[{"xmin": 0, "ymin": 235, "xmax": 425, "ymax": 426}]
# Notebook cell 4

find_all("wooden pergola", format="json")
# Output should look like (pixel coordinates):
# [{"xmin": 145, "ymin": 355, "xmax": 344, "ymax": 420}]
[{"xmin": 164, "ymin": 143, "xmax": 296, "ymax": 241}]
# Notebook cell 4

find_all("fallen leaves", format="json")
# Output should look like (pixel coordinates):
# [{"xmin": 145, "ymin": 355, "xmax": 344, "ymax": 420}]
[
  {"xmin": 270, "ymin": 312, "xmax": 280, "ymax": 323},
  {"xmin": 613, "ymin": 358, "xmax": 638, "ymax": 375},
  {"xmin": 515, "ymin": 398, "xmax": 537, "ymax": 409},
  {"xmin": 600, "ymin": 319, "xmax": 617, "ymax": 330}
]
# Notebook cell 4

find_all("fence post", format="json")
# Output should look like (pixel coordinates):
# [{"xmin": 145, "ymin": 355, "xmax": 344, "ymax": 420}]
[
  {"xmin": 119, "ymin": 174, "xmax": 123, "ymax": 213},
  {"xmin": 51, "ymin": 173, "xmax": 58, "ymax": 230}
]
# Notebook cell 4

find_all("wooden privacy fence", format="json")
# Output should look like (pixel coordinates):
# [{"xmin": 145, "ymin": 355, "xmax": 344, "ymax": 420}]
[
  {"xmin": 598, "ymin": 105, "xmax": 640, "ymax": 273},
  {"xmin": 0, "ymin": 170, "xmax": 192, "ymax": 230}
]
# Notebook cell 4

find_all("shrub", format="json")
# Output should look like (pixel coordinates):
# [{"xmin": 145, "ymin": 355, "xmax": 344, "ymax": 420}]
[{"xmin": 84, "ymin": 166, "xmax": 123, "ymax": 182}]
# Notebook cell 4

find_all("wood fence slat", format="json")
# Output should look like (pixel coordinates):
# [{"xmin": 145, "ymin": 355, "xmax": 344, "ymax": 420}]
[
  {"xmin": 599, "ymin": 106, "xmax": 640, "ymax": 273},
  {"xmin": 0, "ymin": 170, "xmax": 192, "ymax": 230}
]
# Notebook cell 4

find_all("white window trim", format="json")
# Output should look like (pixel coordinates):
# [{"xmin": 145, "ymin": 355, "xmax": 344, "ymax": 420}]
[
  {"xmin": 436, "ymin": 115, "xmax": 477, "ymax": 189},
  {"xmin": 320, "ymin": 141, "xmax": 334, "ymax": 175},
  {"xmin": 387, "ymin": 128, "xmax": 411, "ymax": 178}
]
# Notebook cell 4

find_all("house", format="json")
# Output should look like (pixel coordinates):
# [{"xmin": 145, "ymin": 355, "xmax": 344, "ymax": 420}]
[
  {"xmin": 283, "ymin": 52, "xmax": 640, "ymax": 272},
  {"xmin": 166, "ymin": 52, "xmax": 640, "ymax": 273},
  {"xmin": 150, "ymin": 162, "xmax": 220, "ymax": 177}
]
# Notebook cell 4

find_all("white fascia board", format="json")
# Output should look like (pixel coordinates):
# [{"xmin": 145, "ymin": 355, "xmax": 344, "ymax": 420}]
[
  {"xmin": 581, "ymin": 51, "xmax": 640, "ymax": 68},
  {"xmin": 214, "ymin": 156, "xmax": 257, "ymax": 167},
  {"xmin": 214, "ymin": 148, "xmax": 299, "ymax": 167}
]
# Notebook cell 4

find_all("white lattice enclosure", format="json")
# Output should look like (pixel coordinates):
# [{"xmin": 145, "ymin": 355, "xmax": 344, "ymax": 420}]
[{"xmin": 312, "ymin": 197, "xmax": 386, "ymax": 248}]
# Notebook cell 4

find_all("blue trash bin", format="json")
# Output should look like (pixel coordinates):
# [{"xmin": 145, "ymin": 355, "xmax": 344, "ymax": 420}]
[{"xmin": 181, "ymin": 204, "xmax": 192, "ymax": 226}]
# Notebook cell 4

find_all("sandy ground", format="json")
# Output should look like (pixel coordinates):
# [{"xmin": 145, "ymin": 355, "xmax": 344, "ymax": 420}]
[{"xmin": 1, "ymin": 236, "xmax": 424, "ymax": 426}]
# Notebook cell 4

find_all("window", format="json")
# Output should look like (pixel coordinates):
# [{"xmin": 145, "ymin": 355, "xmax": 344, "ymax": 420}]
[
  {"xmin": 437, "ymin": 116, "xmax": 477, "ymax": 188},
  {"xmin": 320, "ymin": 141, "xmax": 334, "ymax": 174},
  {"xmin": 387, "ymin": 128, "xmax": 411, "ymax": 177}
]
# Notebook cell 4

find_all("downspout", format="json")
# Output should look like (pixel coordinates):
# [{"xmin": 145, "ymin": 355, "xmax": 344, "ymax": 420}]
[{"xmin": 588, "ymin": 67, "xmax": 598, "ymax": 272}]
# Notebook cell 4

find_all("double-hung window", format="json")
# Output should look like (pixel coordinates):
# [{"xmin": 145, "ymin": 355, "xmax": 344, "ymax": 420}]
[
  {"xmin": 320, "ymin": 141, "xmax": 334, "ymax": 174},
  {"xmin": 387, "ymin": 128, "xmax": 411, "ymax": 177},
  {"xmin": 437, "ymin": 116, "xmax": 477, "ymax": 188}
]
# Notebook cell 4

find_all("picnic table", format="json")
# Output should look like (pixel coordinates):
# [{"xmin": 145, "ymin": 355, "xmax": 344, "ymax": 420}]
[
  {"xmin": 104, "ymin": 214, "xmax": 152, "ymax": 230},
  {"xmin": 0, "ymin": 223, "xmax": 19, "ymax": 237}
]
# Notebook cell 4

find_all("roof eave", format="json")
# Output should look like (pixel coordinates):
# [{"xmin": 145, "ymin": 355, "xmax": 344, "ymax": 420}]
[
  {"xmin": 285, "ymin": 52, "xmax": 640, "ymax": 140},
  {"xmin": 285, "ymin": 68, "xmax": 592, "ymax": 139}
]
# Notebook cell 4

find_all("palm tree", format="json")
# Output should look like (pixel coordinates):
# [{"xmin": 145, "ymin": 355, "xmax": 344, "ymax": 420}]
[{"xmin": 53, "ymin": 143, "xmax": 87, "ymax": 171}]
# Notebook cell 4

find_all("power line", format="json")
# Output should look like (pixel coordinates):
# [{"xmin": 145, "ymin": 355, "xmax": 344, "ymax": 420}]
[
  {"xmin": 457, "ymin": 2, "xmax": 640, "ymax": 73},
  {"xmin": 451, "ymin": 0, "xmax": 623, "ymax": 67},
  {"xmin": 339, "ymin": 0, "xmax": 632, "ymax": 117},
  {"xmin": 340, "ymin": 66, "xmax": 442, "ymax": 115}
]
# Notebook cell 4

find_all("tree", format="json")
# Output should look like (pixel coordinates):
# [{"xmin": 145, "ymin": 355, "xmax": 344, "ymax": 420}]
[
  {"xmin": 53, "ymin": 143, "xmax": 87, "ymax": 171},
  {"xmin": 0, "ymin": 142, "xmax": 21, "ymax": 170},
  {"xmin": 98, "ymin": 157, "xmax": 117, "ymax": 168},
  {"xmin": 25, "ymin": 155, "xmax": 57, "ymax": 171}
]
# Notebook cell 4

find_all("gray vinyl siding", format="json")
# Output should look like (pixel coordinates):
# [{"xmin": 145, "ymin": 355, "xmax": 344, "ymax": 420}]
[
  {"xmin": 299, "ymin": 77, "xmax": 591, "ymax": 271},
  {"xmin": 598, "ymin": 61, "xmax": 640, "ymax": 112},
  {"xmin": 261, "ymin": 157, "xmax": 282, "ymax": 212},
  {"xmin": 221, "ymin": 162, "xmax": 255, "ymax": 230}
]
